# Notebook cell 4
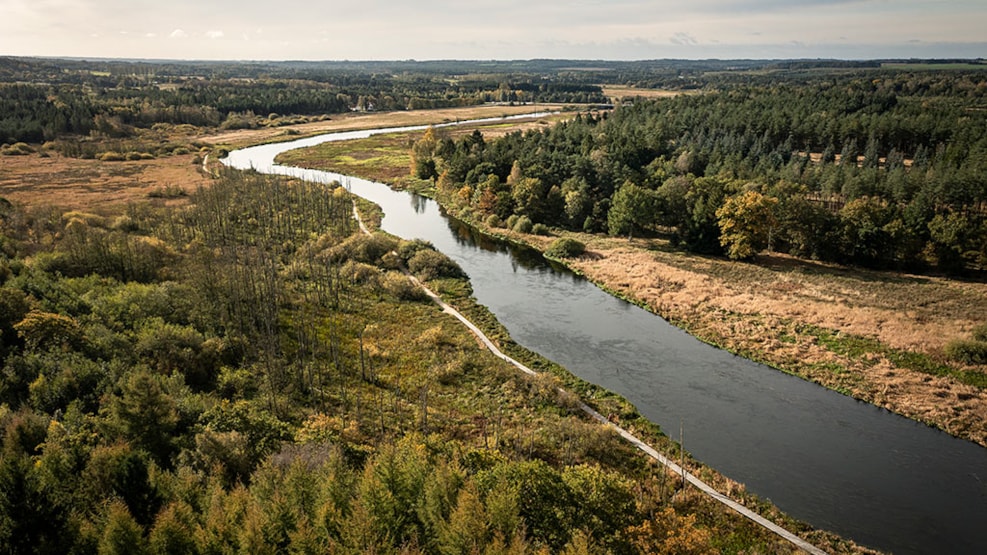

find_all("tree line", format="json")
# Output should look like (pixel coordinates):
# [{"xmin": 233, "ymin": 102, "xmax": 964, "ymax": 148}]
[
  {"xmin": 0, "ymin": 56, "xmax": 614, "ymax": 146},
  {"xmin": 417, "ymin": 71, "xmax": 987, "ymax": 273}
]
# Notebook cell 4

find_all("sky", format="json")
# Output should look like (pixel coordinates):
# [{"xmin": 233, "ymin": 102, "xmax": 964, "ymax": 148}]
[{"xmin": 1, "ymin": 0, "xmax": 985, "ymax": 61}]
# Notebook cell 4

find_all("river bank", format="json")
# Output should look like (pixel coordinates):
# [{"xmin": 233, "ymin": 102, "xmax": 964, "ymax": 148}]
[
  {"xmin": 240, "ymin": 114, "xmax": 987, "ymax": 554},
  {"xmin": 462, "ymin": 223, "xmax": 987, "ymax": 448},
  {"xmin": 275, "ymin": 121, "xmax": 987, "ymax": 449}
]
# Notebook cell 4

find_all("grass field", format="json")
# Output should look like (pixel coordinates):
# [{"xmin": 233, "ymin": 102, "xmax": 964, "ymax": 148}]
[
  {"xmin": 601, "ymin": 86, "xmax": 697, "ymax": 99},
  {"xmin": 0, "ymin": 150, "xmax": 210, "ymax": 212}
]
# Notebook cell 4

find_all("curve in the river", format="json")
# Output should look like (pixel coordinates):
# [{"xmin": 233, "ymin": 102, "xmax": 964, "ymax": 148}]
[{"xmin": 224, "ymin": 116, "xmax": 987, "ymax": 555}]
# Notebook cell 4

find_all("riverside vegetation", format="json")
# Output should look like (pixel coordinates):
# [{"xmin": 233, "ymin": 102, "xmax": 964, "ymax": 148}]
[
  {"xmin": 0, "ymin": 168, "xmax": 878, "ymax": 554},
  {"xmin": 6, "ymin": 56, "xmax": 981, "ymax": 553},
  {"xmin": 281, "ymin": 68, "xmax": 987, "ymax": 447}
]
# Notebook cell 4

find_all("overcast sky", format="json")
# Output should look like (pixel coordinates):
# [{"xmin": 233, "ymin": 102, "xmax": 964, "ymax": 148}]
[{"xmin": 1, "ymin": 0, "xmax": 985, "ymax": 61}]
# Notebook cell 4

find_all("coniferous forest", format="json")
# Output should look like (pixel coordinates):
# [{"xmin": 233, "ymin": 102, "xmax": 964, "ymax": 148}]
[{"xmin": 417, "ymin": 71, "xmax": 987, "ymax": 273}]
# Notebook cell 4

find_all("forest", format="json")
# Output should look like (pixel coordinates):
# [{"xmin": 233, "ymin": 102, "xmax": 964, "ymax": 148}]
[
  {"xmin": 0, "ymin": 56, "xmax": 611, "ymax": 147},
  {"xmin": 3, "ymin": 55, "xmax": 985, "ymax": 553},
  {"xmin": 414, "ymin": 70, "xmax": 987, "ymax": 274}
]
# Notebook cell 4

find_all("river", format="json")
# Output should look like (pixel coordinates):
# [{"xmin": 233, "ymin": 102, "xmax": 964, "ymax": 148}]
[{"xmin": 224, "ymin": 116, "xmax": 987, "ymax": 555}]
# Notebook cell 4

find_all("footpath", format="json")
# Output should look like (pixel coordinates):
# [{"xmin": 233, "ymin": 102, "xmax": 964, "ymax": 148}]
[{"xmin": 353, "ymin": 203, "xmax": 828, "ymax": 555}]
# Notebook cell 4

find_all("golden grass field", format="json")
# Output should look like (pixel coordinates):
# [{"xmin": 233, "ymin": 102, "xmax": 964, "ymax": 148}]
[
  {"xmin": 0, "ymin": 150, "xmax": 211, "ymax": 212},
  {"xmin": 601, "ymin": 86, "xmax": 698, "ymax": 100}
]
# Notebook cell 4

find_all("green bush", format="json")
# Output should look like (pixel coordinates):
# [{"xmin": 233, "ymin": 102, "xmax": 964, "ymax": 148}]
[
  {"xmin": 531, "ymin": 223, "xmax": 550, "ymax": 236},
  {"xmin": 407, "ymin": 249, "xmax": 466, "ymax": 281},
  {"xmin": 506, "ymin": 215, "xmax": 519, "ymax": 229},
  {"xmin": 945, "ymin": 339, "xmax": 987, "ymax": 365},
  {"xmin": 972, "ymin": 324, "xmax": 987, "ymax": 343},
  {"xmin": 513, "ymin": 216, "xmax": 533, "ymax": 234},
  {"xmin": 545, "ymin": 238, "xmax": 585, "ymax": 259},
  {"xmin": 485, "ymin": 214, "xmax": 503, "ymax": 228},
  {"xmin": 396, "ymin": 238, "xmax": 435, "ymax": 263}
]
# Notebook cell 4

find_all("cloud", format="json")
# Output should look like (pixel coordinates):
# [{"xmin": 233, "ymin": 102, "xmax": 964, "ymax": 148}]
[
  {"xmin": 169, "ymin": 28, "xmax": 187, "ymax": 39},
  {"xmin": 206, "ymin": 30, "xmax": 224, "ymax": 39},
  {"xmin": 670, "ymin": 32, "xmax": 698, "ymax": 46}
]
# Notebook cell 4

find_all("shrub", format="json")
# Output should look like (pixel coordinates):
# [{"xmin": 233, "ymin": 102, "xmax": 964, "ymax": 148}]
[
  {"xmin": 147, "ymin": 185, "xmax": 186, "ymax": 199},
  {"xmin": 506, "ymin": 215, "xmax": 519, "ymax": 229},
  {"xmin": 485, "ymin": 214, "xmax": 503, "ymax": 228},
  {"xmin": 545, "ymin": 238, "xmax": 585, "ymax": 259},
  {"xmin": 407, "ymin": 249, "xmax": 466, "ymax": 281},
  {"xmin": 340, "ymin": 260, "xmax": 379, "ymax": 285},
  {"xmin": 1, "ymin": 142, "xmax": 34, "ymax": 156},
  {"xmin": 99, "ymin": 151, "xmax": 125, "ymax": 162},
  {"xmin": 328, "ymin": 233, "xmax": 399, "ymax": 265},
  {"xmin": 396, "ymin": 238, "xmax": 435, "ymax": 264},
  {"xmin": 945, "ymin": 339, "xmax": 987, "ymax": 365},
  {"xmin": 531, "ymin": 223, "xmax": 550, "ymax": 236},
  {"xmin": 381, "ymin": 272, "xmax": 427, "ymax": 301},
  {"xmin": 125, "ymin": 151, "xmax": 143, "ymax": 161},
  {"xmin": 972, "ymin": 324, "xmax": 987, "ymax": 343},
  {"xmin": 513, "ymin": 216, "xmax": 533, "ymax": 234}
]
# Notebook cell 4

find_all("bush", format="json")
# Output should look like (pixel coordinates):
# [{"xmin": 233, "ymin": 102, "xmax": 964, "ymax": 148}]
[
  {"xmin": 99, "ymin": 151, "xmax": 125, "ymax": 162},
  {"xmin": 328, "ymin": 233, "xmax": 398, "ymax": 265},
  {"xmin": 531, "ymin": 223, "xmax": 550, "ymax": 236},
  {"xmin": 485, "ymin": 214, "xmax": 503, "ymax": 228},
  {"xmin": 545, "ymin": 238, "xmax": 585, "ymax": 259},
  {"xmin": 506, "ymin": 215, "xmax": 519, "ymax": 229},
  {"xmin": 945, "ymin": 339, "xmax": 987, "ymax": 365},
  {"xmin": 407, "ymin": 249, "xmax": 466, "ymax": 281},
  {"xmin": 396, "ymin": 238, "xmax": 435, "ymax": 264},
  {"xmin": 972, "ymin": 324, "xmax": 987, "ymax": 343},
  {"xmin": 1, "ymin": 142, "xmax": 34, "ymax": 156},
  {"xmin": 340, "ymin": 260, "xmax": 379, "ymax": 285},
  {"xmin": 513, "ymin": 216, "xmax": 533, "ymax": 234},
  {"xmin": 381, "ymin": 272, "xmax": 427, "ymax": 301}
]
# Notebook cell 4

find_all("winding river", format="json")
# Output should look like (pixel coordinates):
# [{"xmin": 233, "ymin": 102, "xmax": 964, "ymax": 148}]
[{"xmin": 225, "ymin": 116, "xmax": 987, "ymax": 555}]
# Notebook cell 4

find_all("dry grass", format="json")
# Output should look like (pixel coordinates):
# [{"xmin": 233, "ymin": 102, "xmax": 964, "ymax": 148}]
[
  {"xmin": 562, "ymin": 238, "xmax": 987, "ymax": 446},
  {"xmin": 601, "ymin": 86, "xmax": 698, "ymax": 100},
  {"xmin": 0, "ymin": 150, "xmax": 210, "ymax": 213}
]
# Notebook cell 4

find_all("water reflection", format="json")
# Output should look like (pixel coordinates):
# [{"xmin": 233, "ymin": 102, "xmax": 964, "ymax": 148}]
[{"xmin": 410, "ymin": 193, "xmax": 428, "ymax": 214}]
